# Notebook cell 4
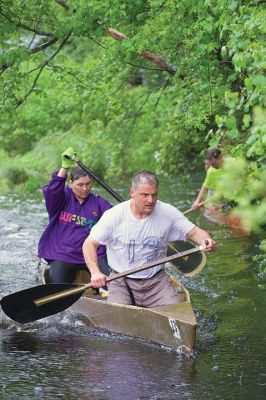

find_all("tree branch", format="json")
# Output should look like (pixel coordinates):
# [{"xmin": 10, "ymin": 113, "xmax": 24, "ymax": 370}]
[
  {"xmin": 55, "ymin": 0, "xmax": 70, "ymax": 10},
  {"xmin": 128, "ymin": 92, "xmax": 153, "ymax": 134},
  {"xmin": 17, "ymin": 22, "xmax": 55, "ymax": 37},
  {"xmin": 0, "ymin": 11, "xmax": 55, "ymax": 37},
  {"xmin": 126, "ymin": 62, "xmax": 167, "ymax": 72},
  {"xmin": 0, "ymin": 63, "xmax": 13, "ymax": 75},
  {"xmin": 154, "ymin": 77, "xmax": 170, "ymax": 109},
  {"xmin": 0, "ymin": 11, "xmax": 58, "ymax": 73},
  {"xmin": 0, "ymin": 37, "xmax": 59, "ymax": 74},
  {"xmin": 107, "ymin": 28, "xmax": 127, "ymax": 41},
  {"xmin": 30, "ymin": 37, "xmax": 59, "ymax": 53},
  {"xmin": 48, "ymin": 63, "xmax": 96, "ymax": 90},
  {"xmin": 207, "ymin": 63, "xmax": 213, "ymax": 115},
  {"xmin": 16, "ymin": 33, "xmax": 72, "ymax": 108},
  {"xmin": 107, "ymin": 28, "xmax": 177, "ymax": 75},
  {"xmin": 88, "ymin": 36, "xmax": 106, "ymax": 49}
]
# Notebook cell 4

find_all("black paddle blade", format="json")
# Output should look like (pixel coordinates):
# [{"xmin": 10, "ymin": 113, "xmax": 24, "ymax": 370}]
[
  {"xmin": 1, "ymin": 284, "xmax": 84, "ymax": 323},
  {"xmin": 167, "ymin": 240, "xmax": 206, "ymax": 276}
]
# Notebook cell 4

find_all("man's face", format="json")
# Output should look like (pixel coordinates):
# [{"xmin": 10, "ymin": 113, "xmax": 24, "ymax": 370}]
[
  {"xmin": 130, "ymin": 182, "xmax": 158, "ymax": 217},
  {"xmin": 71, "ymin": 176, "xmax": 92, "ymax": 202}
]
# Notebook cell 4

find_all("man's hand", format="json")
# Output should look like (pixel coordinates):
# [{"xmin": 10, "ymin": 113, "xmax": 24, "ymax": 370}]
[
  {"xmin": 202, "ymin": 238, "xmax": 216, "ymax": 252},
  {"xmin": 61, "ymin": 147, "xmax": 77, "ymax": 169},
  {"xmin": 187, "ymin": 226, "xmax": 216, "ymax": 252},
  {"xmin": 90, "ymin": 271, "xmax": 107, "ymax": 288}
]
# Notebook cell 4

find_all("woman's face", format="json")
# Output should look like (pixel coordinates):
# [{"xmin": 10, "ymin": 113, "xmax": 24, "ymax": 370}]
[{"xmin": 71, "ymin": 176, "xmax": 92, "ymax": 202}]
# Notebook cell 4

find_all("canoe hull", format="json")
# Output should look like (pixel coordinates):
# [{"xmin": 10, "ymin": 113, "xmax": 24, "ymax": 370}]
[
  {"xmin": 73, "ymin": 297, "xmax": 196, "ymax": 354},
  {"xmin": 203, "ymin": 208, "xmax": 250, "ymax": 237},
  {"xmin": 42, "ymin": 268, "xmax": 197, "ymax": 355},
  {"xmin": 71, "ymin": 270, "xmax": 197, "ymax": 355}
]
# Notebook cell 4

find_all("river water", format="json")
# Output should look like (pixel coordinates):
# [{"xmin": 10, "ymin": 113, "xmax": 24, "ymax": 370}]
[{"xmin": 0, "ymin": 178, "xmax": 265, "ymax": 400}]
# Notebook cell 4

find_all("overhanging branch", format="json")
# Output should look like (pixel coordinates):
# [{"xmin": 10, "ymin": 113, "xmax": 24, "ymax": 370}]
[
  {"xmin": 16, "ymin": 33, "xmax": 72, "ymax": 108},
  {"xmin": 107, "ymin": 28, "xmax": 176, "ymax": 75},
  {"xmin": 0, "ymin": 11, "xmax": 55, "ymax": 37},
  {"xmin": 30, "ymin": 37, "xmax": 58, "ymax": 54},
  {"xmin": 0, "ymin": 11, "xmax": 58, "ymax": 73}
]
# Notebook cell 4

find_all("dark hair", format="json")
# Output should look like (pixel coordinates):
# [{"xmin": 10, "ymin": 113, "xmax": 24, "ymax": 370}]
[
  {"xmin": 70, "ymin": 167, "xmax": 91, "ymax": 182},
  {"xmin": 131, "ymin": 170, "xmax": 158, "ymax": 190},
  {"xmin": 205, "ymin": 148, "xmax": 221, "ymax": 161}
]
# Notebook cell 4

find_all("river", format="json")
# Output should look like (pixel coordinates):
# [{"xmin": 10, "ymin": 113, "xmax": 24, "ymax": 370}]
[{"xmin": 0, "ymin": 177, "xmax": 265, "ymax": 400}]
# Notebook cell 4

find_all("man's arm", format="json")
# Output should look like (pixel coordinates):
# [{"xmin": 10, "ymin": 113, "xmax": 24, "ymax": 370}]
[
  {"xmin": 186, "ymin": 226, "xmax": 216, "ymax": 252},
  {"xmin": 82, "ymin": 236, "xmax": 107, "ymax": 288}
]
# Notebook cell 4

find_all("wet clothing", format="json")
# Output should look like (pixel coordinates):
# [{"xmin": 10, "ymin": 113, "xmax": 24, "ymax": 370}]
[
  {"xmin": 89, "ymin": 200, "xmax": 195, "ymax": 307},
  {"xmin": 38, "ymin": 171, "xmax": 112, "ymax": 283}
]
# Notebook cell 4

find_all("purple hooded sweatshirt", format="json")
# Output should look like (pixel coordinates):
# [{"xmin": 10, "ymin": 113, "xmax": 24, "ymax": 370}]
[{"xmin": 38, "ymin": 171, "xmax": 112, "ymax": 264}]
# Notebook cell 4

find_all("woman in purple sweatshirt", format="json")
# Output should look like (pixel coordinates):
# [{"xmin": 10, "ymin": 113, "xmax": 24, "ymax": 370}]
[{"xmin": 38, "ymin": 148, "xmax": 112, "ymax": 283}]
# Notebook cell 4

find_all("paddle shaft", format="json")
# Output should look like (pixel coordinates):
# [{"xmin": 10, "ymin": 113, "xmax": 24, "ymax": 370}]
[
  {"xmin": 183, "ymin": 194, "xmax": 218, "ymax": 215},
  {"xmin": 67, "ymin": 155, "xmax": 124, "ymax": 202},
  {"xmin": 35, "ymin": 245, "xmax": 204, "ymax": 306}
]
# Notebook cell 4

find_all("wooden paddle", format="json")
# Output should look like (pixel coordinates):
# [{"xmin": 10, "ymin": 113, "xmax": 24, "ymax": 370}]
[
  {"xmin": 1, "ymin": 245, "xmax": 204, "ymax": 324},
  {"xmin": 183, "ymin": 194, "xmax": 218, "ymax": 215},
  {"xmin": 68, "ymin": 155, "xmax": 206, "ymax": 275}
]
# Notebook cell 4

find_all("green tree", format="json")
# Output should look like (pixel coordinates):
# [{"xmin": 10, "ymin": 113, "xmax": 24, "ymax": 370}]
[{"xmin": 0, "ymin": 0, "xmax": 265, "ymax": 232}]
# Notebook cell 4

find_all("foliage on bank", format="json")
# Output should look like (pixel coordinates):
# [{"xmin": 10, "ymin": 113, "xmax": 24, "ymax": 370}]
[{"xmin": 0, "ymin": 0, "xmax": 265, "ymax": 232}]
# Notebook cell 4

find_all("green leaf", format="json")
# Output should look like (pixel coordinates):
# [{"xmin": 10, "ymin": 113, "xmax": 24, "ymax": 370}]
[
  {"xmin": 243, "ymin": 114, "xmax": 251, "ymax": 128},
  {"xmin": 228, "ymin": 1, "xmax": 238, "ymax": 12},
  {"xmin": 225, "ymin": 91, "xmax": 239, "ymax": 108},
  {"xmin": 232, "ymin": 53, "xmax": 245, "ymax": 69},
  {"xmin": 252, "ymin": 75, "xmax": 266, "ymax": 88},
  {"xmin": 244, "ymin": 78, "xmax": 253, "ymax": 91},
  {"xmin": 246, "ymin": 134, "xmax": 257, "ymax": 145},
  {"xmin": 225, "ymin": 128, "xmax": 239, "ymax": 139},
  {"xmin": 225, "ymin": 115, "xmax": 237, "ymax": 129}
]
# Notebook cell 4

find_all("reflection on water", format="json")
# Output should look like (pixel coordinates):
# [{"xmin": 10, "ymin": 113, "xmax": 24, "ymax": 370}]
[{"xmin": 0, "ymin": 187, "xmax": 266, "ymax": 400}]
